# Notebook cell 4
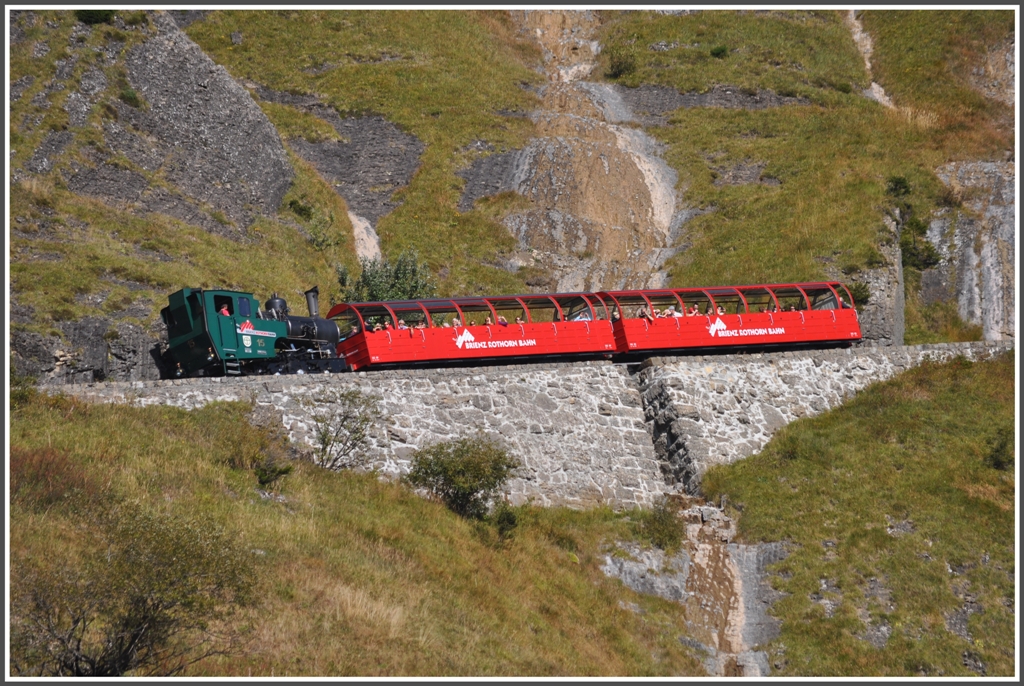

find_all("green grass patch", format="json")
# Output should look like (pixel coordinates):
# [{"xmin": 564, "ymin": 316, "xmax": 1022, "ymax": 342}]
[
  {"xmin": 9, "ymin": 393, "xmax": 706, "ymax": 676},
  {"xmin": 653, "ymin": 100, "xmax": 947, "ymax": 287},
  {"xmin": 597, "ymin": 10, "xmax": 868, "ymax": 99},
  {"xmin": 861, "ymin": 10, "xmax": 1014, "ymax": 158},
  {"xmin": 702, "ymin": 353, "xmax": 1015, "ymax": 676}
]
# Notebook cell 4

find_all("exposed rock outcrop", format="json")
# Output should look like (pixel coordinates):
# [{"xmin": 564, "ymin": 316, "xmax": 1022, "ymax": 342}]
[{"xmin": 925, "ymin": 161, "xmax": 1015, "ymax": 342}]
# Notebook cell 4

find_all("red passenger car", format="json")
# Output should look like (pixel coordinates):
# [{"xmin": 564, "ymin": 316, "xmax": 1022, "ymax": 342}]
[{"xmin": 325, "ymin": 282, "xmax": 861, "ymax": 371}]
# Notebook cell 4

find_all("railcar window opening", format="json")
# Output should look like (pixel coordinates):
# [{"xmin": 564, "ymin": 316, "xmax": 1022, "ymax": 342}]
[
  {"xmin": 555, "ymin": 296, "xmax": 593, "ymax": 322},
  {"xmin": 519, "ymin": 296, "xmax": 560, "ymax": 324},
  {"xmin": 451, "ymin": 298, "xmax": 497, "ymax": 326},
  {"xmin": 389, "ymin": 303, "xmax": 430, "ymax": 329},
  {"xmin": 585, "ymin": 294, "xmax": 611, "ymax": 320},
  {"xmin": 769, "ymin": 287, "xmax": 808, "ymax": 312},
  {"xmin": 676, "ymin": 291, "xmax": 713, "ymax": 316},
  {"xmin": 835, "ymin": 282, "xmax": 856, "ymax": 308},
  {"xmin": 213, "ymin": 295, "xmax": 233, "ymax": 316},
  {"xmin": 420, "ymin": 301, "xmax": 463, "ymax": 328},
  {"xmin": 334, "ymin": 309, "xmax": 363, "ymax": 340},
  {"xmin": 355, "ymin": 305, "xmax": 395, "ymax": 331},
  {"xmin": 738, "ymin": 288, "xmax": 776, "ymax": 313},
  {"xmin": 645, "ymin": 291, "xmax": 684, "ymax": 317},
  {"xmin": 606, "ymin": 294, "xmax": 653, "ymax": 320},
  {"xmin": 486, "ymin": 298, "xmax": 528, "ymax": 326},
  {"xmin": 704, "ymin": 288, "xmax": 744, "ymax": 314},
  {"xmin": 806, "ymin": 286, "xmax": 840, "ymax": 310}
]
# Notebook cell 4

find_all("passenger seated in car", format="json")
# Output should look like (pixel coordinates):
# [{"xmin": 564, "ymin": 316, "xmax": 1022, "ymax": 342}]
[
  {"xmin": 716, "ymin": 305, "xmax": 726, "ymax": 315},
  {"xmin": 442, "ymin": 320, "xmax": 452, "ymax": 328},
  {"xmin": 397, "ymin": 319, "xmax": 409, "ymax": 330},
  {"xmin": 372, "ymin": 322, "xmax": 383, "ymax": 332},
  {"xmin": 414, "ymin": 320, "xmax": 427, "ymax": 329},
  {"xmin": 664, "ymin": 305, "xmax": 680, "ymax": 317},
  {"xmin": 451, "ymin": 316, "xmax": 461, "ymax": 327},
  {"xmin": 636, "ymin": 305, "xmax": 654, "ymax": 322},
  {"xmin": 497, "ymin": 315, "xmax": 508, "ymax": 326},
  {"xmin": 515, "ymin": 316, "xmax": 524, "ymax": 324},
  {"xmin": 484, "ymin": 316, "xmax": 493, "ymax": 326}
]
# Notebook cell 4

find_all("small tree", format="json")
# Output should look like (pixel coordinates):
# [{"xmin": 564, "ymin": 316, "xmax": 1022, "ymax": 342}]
[
  {"xmin": 299, "ymin": 388, "xmax": 382, "ymax": 470},
  {"xmin": 10, "ymin": 505, "xmax": 257, "ymax": 676},
  {"xmin": 405, "ymin": 435, "xmax": 522, "ymax": 519},
  {"xmin": 336, "ymin": 249, "xmax": 436, "ymax": 303}
]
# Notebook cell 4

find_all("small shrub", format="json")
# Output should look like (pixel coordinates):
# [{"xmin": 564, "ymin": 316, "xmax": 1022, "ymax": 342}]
[
  {"xmin": 254, "ymin": 453, "xmax": 293, "ymax": 489},
  {"xmin": 306, "ymin": 209, "xmax": 339, "ymax": 251},
  {"xmin": 491, "ymin": 502, "xmax": 520, "ymax": 541},
  {"xmin": 119, "ymin": 88, "xmax": 142, "ymax": 109},
  {"xmin": 984, "ymin": 427, "xmax": 1013, "ymax": 471},
  {"xmin": 299, "ymin": 389, "xmax": 382, "ymax": 470},
  {"xmin": 900, "ymin": 216, "xmax": 941, "ymax": 270},
  {"xmin": 405, "ymin": 435, "xmax": 522, "ymax": 519},
  {"xmin": 710, "ymin": 45, "xmax": 729, "ymax": 58},
  {"xmin": 122, "ymin": 11, "xmax": 148, "ymax": 27},
  {"xmin": 605, "ymin": 43, "xmax": 639, "ymax": 79},
  {"xmin": 288, "ymin": 198, "xmax": 314, "ymax": 221},
  {"xmin": 633, "ymin": 497, "xmax": 683, "ymax": 552},
  {"xmin": 835, "ymin": 81, "xmax": 853, "ymax": 94},
  {"xmin": 75, "ymin": 10, "xmax": 116, "ymax": 25},
  {"xmin": 846, "ymin": 282, "xmax": 871, "ymax": 311},
  {"xmin": 886, "ymin": 175, "xmax": 912, "ymax": 198}
]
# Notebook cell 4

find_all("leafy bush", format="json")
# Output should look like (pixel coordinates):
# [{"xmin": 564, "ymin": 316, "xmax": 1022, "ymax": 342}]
[
  {"xmin": 633, "ymin": 497, "xmax": 684, "ymax": 552},
  {"xmin": 405, "ymin": 436, "xmax": 522, "ymax": 519},
  {"xmin": 984, "ymin": 426, "xmax": 1013, "ymax": 471},
  {"xmin": 10, "ymin": 504, "xmax": 258, "ymax": 676},
  {"xmin": 710, "ymin": 45, "xmax": 729, "ymax": 58},
  {"xmin": 299, "ymin": 389, "xmax": 382, "ymax": 470},
  {"xmin": 336, "ymin": 249, "xmax": 436, "ymax": 303},
  {"xmin": 75, "ymin": 10, "xmax": 116, "ymax": 25}
]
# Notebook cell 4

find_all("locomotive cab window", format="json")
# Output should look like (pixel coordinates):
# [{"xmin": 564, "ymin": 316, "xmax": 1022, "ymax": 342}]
[
  {"xmin": 213, "ymin": 295, "xmax": 233, "ymax": 316},
  {"xmin": 238, "ymin": 297, "xmax": 252, "ymax": 318}
]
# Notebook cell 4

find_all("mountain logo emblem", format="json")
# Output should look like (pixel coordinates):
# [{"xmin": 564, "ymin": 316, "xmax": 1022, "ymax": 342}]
[
  {"xmin": 455, "ymin": 329, "xmax": 476, "ymax": 349},
  {"xmin": 708, "ymin": 317, "xmax": 727, "ymax": 337},
  {"xmin": 239, "ymin": 320, "xmax": 255, "ymax": 332}
]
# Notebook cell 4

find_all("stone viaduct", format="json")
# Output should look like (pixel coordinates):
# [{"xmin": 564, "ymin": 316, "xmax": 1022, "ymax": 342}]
[{"xmin": 52, "ymin": 340, "xmax": 1013, "ymax": 506}]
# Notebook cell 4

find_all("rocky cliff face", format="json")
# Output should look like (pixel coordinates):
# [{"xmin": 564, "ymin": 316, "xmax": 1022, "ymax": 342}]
[
  {"xmin": 10, "ymin": 11, "xmax": 297, "ymax": 384},
  {"xmin": 925, "ymin": 161, "xmax": 1015, "ymax": 342}
]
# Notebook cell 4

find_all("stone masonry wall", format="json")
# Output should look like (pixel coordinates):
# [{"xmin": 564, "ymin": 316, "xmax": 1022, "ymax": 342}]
[
  {"xmin": 50, "ymin": 343, "xmax": 1013, "ymax": 505},
  {"xmin": 636, "ymin": 341, "xmax": 1013, "ymax": 494},
  {"xmin": 55, "ymin": 360, "xmax": 668, "ymax": 510}
]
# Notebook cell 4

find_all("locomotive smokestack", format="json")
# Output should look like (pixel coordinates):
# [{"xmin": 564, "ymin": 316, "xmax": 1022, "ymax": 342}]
[{"xmin": 304, "ymin": 286, "xmax": 320, "ymax": 318}]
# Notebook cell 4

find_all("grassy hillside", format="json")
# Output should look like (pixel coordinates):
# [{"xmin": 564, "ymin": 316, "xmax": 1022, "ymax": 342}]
[
  {"xmin": 11, "ymin": 9, "xmax": 1008, "ymax": 342},
  {"xmin": 702, "ymin": 352, "xmax": 1016, "ymax": 676},
  {"xmin": 594, "ymin": 10, "xmax": 1010, "ymax": 341},
  {"xmin": 185, "ymin": 10, "xmax": 544, "ymax": 298},
  {"xmin": 9, "ymin": 390, "xmax": 705, "ymax": 676}
]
